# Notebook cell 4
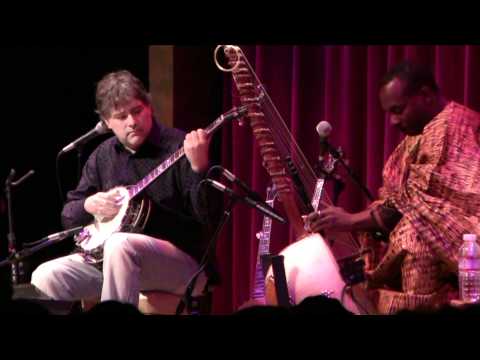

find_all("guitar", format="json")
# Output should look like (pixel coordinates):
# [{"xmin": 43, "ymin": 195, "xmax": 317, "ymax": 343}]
[
  {"xmin": 74, "ymin": 106, "xmax": 248, "ymax": 264},
  {"xmin": 239, "ymin": 185, "xmax": 278, "ymax": 308}
]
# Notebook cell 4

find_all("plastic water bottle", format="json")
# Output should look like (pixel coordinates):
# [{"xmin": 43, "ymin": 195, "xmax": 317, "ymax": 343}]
[{"xmin": 459, "ymin": 233, "xmax": 480, "ymax": 303}]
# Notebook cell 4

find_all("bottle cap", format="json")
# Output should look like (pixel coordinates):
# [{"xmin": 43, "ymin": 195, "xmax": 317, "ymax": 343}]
[{"xmin": 463, "ymin": 234, "xmax": 477, "ymax": 241}]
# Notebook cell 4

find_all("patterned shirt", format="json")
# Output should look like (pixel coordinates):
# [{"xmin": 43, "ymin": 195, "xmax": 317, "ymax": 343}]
[{"xmin": 364, "ymin": 101, "xmax": 480, "ymax": 314}]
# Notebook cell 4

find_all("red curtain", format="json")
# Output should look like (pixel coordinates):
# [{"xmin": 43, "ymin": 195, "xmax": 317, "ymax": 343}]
[{"xmin": 207, "ymin": 45, "xmax": 480, "ymax": 314}]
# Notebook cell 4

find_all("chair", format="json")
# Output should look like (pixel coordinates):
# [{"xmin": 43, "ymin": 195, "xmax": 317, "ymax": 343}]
[
  {"xmin": 81, "ymin": 274, "xmax": 216, "ymax": 315},
  {"xmin": 138, "ymin": 286, "xmax": 214, "ymax": 315}
]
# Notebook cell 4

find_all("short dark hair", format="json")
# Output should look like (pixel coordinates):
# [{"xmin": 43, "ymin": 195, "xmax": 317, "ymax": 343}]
[
  {"xmin": 95, "ymin": 70, "xmax": 151, "ymax": 120},
  {"xmin": 380, "ymin": 61, "xmax": 439, "ymax": 96}
]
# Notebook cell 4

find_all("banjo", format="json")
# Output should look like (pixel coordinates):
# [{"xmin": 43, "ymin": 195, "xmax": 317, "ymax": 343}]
[{"xmin": 74, "ymin": 106, "xmax": 248, "ymax": 264}]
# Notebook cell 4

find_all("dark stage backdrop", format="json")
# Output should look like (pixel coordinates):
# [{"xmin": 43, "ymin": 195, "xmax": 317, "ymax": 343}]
[
  {"xmin": 3, "ymin": 46, "xmax": 480, "ymax": 315},
  {"xmin": 0, "ymin": 48, "xmax": 149, "ymax": 295}
]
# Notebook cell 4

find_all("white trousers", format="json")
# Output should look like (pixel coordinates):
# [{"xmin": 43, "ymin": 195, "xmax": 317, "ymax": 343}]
[{"xmin": 31, "ymin": 232, "xmax": 206, "ymax": 307}]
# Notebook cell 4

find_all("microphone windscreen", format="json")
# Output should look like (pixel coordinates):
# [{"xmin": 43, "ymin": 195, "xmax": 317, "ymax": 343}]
[
  {"xmin": 316, "ymin": 120, "xmax": 332, "ymax": 138},
  {"xmin": 95, "ymin": 121, "xmax": 111, "ymax": 134}
]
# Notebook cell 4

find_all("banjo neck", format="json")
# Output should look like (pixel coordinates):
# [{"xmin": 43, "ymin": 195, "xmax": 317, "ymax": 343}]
[{"xmin": 127, "ymin": 106, "xmax": 248, "ymax": 200}]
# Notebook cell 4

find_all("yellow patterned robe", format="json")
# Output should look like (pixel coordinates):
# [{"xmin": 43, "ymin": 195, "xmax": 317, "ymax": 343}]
[{"xmin": 363, "ymin": 101, "xmax": 480, "ymax": 314}]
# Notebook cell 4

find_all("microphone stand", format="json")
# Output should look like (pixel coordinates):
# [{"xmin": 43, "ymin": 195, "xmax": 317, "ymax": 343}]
[
  {"xmin": 176, "ymin": 177, "xmax": 287, "ymax": 315},
  {"xmin": 314, "ymin": 163, "xmax": 346, "ymax": 207},
  {"xmin": 325, "ymin": 143, "xmax": 374, "ymax": 202},
  {"xmin": 55, "ymin": 144, "xmax": 82, "ymax": 206},
  {"xmin": 76, "ymin": 146, "xmax": 83, "ymax": 182},
  {"xmin": 332, "ymin": 174, "xmax": 346, "ymax": 206},
  {"xmin": 322, "ymin": 143, "xmax": 387, "ymax": 246},
  {"xmin": 5, "ymin": 169, "xmax": 35, "ymax": 285},
  {"xmin": 175, "ymin": 196, "xmax": 236, "ymax": 316},
  {"xmin": 0, "ymin": 228, "xmax": 81, "ymax": 269}
]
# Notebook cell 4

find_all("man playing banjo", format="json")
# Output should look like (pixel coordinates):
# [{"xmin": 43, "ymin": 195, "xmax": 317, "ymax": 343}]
[{"xmin": 31, "ymin": 70, "xmax": 219, "ymax": 307}]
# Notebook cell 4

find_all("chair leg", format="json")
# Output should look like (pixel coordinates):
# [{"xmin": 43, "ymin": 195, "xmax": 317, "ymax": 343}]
[
  {"xmin": 138, "ymin": 291, "xmax": 187, "ymax": 315},
  {"xmin": 188, "ymin": 291, "xmax": 213, "ymax": 315},
  {"xmin": 80, "ymin": 292, "xmax": 214, "ymax": 315},
  {"xmin": 81, "ymin": 298, "xmax": 100, "ymax": 312},
  {"xmin": 136, "ymin": 291, "xmax": 213, "ymax": 315}
]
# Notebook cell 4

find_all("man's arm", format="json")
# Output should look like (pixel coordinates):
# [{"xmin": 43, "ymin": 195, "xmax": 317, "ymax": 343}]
[
  {"xmin": 61, "ymin": 154, "xmax": 100, "ymax": 228},
  {"xmin": 304, "ymin": 200, "xmax": 402, "ymax": 234},
  {"xmin": 181, "ymin": 129, "xmax": 221, "ymax": 225},
  {"xmin": 370, "ymin": 200, "xmax": 403, "ymax": 234}
]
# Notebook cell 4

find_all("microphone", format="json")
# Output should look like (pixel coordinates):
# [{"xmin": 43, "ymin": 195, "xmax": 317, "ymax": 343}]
[
  {"xmin": 316, "ymin": 121, "xmax": 374, "ymax": 201},
  {"xmin": 215, "ymin": 166, "xmax": 263, "ymax": 202},
  {"xmin": 316, "ymin": 120, "xmax": 332, "ymax": 140},
  {"xmin": 40, "ymin": 226, "xmax": 84, "ymax": 242},
  {"xmin": 205, "ymin": 179, "xmax": 287, "ymax": 224},
  {"xmin": 316, "ymin": 120, "xmax": 340, "ymax": 158},
  {"xmin": 60, "ymin": 121, "xmax": 111, "ymax": 154},
  {"xmin": 0, "ymin": 226, "xmax": 84, "ymax": 267},
  {"xmin": 316, "ymin": 120, "xmax": 345, "ymax": 159}
]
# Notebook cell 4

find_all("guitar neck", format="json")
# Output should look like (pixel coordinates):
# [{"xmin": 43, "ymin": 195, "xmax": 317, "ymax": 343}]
[
  {"xmin": 128, "ymin": 107, "xmax": 246, "ymax": 199},
  {"xmin": 257, "ymin": 213, "xmax": 273, "ymax": 256},
  {"xmin": 251, "ymin": 196, "xmax": 275, "ymax": 300}
]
